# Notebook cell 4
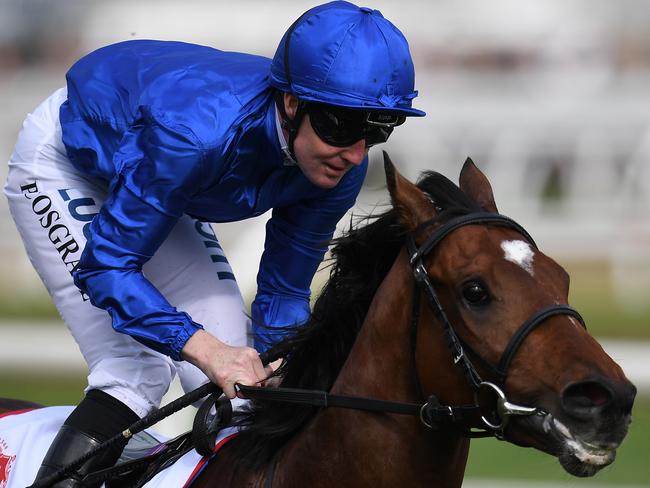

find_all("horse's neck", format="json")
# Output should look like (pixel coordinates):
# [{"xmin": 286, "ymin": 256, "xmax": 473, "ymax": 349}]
[
  {"xmin": 275, "ymin": 250, "xmax": 470, "ymax": 488},
  {"xmin": 333, "ymin": 249, "xmax": 420, "ymax": 400}
]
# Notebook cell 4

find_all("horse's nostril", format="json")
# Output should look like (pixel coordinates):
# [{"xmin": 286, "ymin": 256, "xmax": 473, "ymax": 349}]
[{"xmin": 562, "ymin": 381, "xmax": 614, "ymax": 417}]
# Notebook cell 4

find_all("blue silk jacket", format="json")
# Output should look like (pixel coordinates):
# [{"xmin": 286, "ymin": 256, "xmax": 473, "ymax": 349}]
[{"xmin": 59, "ymin": 40, "xmax": 367, "ymax": 359}]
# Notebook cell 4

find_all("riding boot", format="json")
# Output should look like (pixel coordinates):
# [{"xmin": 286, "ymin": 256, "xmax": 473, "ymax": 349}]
[
  {"xmin": 32, "ymin": 389, "xmax": 139, "ymax": 488},
  {"xmin": 32, "ymin": 424, "xmax": 121, "ymax": 488}
]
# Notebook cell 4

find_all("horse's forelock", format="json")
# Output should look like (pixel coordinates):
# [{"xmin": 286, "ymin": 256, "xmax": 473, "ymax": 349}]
[{"xmin": 416, "ymin": 171, "xmax": 483, "ymax": 216}]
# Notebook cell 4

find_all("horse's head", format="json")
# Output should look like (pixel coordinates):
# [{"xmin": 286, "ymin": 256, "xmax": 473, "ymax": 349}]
[{"xmin": 384, "ymin": 153, "xmax": 636, "ymax": 477}]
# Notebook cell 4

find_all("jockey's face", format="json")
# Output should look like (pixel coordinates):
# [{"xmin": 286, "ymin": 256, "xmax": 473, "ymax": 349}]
[{"xmin": 284, "ymin": 94, "xmax": 367, "ymax": 190}]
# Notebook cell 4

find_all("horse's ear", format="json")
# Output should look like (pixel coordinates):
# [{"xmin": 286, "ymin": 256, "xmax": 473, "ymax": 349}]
[
  {"xmin": 384, "ymin": 151, "xmax": 435, "ymax": 230},
  {"xmin": 459, "ymin": 158, "xmax": 498, "ymax": 213}
]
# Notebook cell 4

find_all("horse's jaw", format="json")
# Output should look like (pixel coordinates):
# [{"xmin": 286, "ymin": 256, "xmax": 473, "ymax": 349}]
[
  {"xmin": 516, "ymin": 410, "xmax": 631, "ymax": 477},
  {"xmin": 549, "ymin": 412, "xmax": 627, "ymax": 477}
]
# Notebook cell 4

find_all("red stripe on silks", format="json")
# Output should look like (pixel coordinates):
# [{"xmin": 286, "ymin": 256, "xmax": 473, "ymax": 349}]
[
  {"xmin": 0, "ymin": 408, "xmax": 36, "ymax": 420},
  {"xmin": 182, "ymin": 432, "xmax": 239, "ymax": 488}
]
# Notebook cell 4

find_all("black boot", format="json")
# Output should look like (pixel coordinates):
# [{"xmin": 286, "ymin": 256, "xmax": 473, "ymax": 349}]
[
  {"xmin": 33, "ymin": 425, "xmax": 114, "ymax": 487},
  {"xmin": 32, "ymin": 389, "xmax": 139, "ymax": 487}
]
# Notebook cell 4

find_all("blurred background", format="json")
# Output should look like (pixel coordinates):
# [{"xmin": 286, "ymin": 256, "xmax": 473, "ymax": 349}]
[{"xmin": 0, "ymin": 0, "xmax": 648, "ymax": 486}]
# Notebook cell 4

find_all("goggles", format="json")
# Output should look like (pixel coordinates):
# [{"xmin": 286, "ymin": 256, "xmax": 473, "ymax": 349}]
[{"xmin": 306, "ymin": 103, "xmax": 406, "ymax": 148}]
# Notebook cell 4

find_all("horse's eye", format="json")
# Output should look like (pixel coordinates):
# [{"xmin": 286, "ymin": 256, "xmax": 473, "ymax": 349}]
[{"xmin": 462, "ymin": 281, "xmax": 490, "ymax": 306}]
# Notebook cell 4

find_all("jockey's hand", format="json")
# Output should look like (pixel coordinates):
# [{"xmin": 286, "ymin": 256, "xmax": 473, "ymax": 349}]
[{"xmin": 181, "ymin": 329, "xmax": 274, "ymax": 399}]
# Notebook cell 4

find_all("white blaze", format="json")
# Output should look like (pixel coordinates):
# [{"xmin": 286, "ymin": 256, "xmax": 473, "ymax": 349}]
[{"xmin": 501, "ymin": 240, "xmax": 535, "ymax": 276}]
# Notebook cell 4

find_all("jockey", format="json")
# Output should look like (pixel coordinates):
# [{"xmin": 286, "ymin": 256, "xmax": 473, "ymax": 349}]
[{"xmin": 4, "ymin": 1, "xmax": 424, "ymax": 486}]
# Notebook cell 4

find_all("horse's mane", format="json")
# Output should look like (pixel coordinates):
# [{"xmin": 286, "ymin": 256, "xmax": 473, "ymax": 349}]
[{"xmin": 226, "ymin": 170, "xmax": 482, "ymax": 470}]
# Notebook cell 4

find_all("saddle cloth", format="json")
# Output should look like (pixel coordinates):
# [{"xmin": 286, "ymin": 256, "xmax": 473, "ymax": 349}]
[{"xmin": 0, "ymin": 406, "xmax": 237, "ymax": 488}]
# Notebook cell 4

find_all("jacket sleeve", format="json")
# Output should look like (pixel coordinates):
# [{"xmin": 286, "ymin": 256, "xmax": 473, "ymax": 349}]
[
  {"xmin": 251, "ymin": 159, "xmax": 368, "ymax": 352},
  {"xmin": 73, "ymin": 114, "xmax": 210, "ymax": 361}
]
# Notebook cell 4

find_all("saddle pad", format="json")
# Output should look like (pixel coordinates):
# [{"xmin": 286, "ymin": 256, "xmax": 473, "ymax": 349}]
[{"xmin": 0, "ymin": 406, "xmax": 238, "ymax": 488}]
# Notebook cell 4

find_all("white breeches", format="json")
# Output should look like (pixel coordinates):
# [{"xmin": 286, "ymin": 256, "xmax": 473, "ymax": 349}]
[{"xmin": 4, "ymin": 88, "xmax": 250, "ymax": 417}]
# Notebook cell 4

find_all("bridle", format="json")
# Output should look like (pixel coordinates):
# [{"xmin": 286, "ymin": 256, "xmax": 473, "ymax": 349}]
[{"xmin": 406, "ymin": 211, "xmax": 586, "ymax": 438}]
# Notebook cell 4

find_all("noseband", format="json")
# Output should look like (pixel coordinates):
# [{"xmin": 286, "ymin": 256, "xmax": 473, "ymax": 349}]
[{"xmin": 406, "ymin": 212, "xmax": 586, "ymax": 439}]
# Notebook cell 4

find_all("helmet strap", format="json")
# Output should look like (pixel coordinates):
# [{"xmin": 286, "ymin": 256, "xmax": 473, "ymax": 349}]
[{"xmin": 274, "ymin": 90, "xmax": 306, "ymax": 163}]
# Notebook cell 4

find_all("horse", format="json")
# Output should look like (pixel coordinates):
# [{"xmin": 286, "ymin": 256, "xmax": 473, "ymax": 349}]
[
  {"xmin": 0, "ymin": 155, "xmax": 636, "ymax": 488},
  {"xmin": 0, "ymin": 399, "xmax": 42, "ymax": 412}
]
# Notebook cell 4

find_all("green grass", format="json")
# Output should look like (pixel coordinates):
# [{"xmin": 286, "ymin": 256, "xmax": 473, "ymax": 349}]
[
  {"xmin": 0, "ymin": 296, "xmax": 59, "ymax": 320},
  {"xmin": 0, "ymin": 372, "xmax": 86, "ymax": 406}
]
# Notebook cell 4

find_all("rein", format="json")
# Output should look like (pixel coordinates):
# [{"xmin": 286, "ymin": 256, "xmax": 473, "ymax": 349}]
[{"xmin": 234, "ymin": 384, "xmax": 483, "ymax": 434}]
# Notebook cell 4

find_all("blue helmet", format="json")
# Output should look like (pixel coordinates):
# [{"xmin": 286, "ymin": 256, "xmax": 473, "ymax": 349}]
[{"xmin": 270, "ymin": 1, "xmax": 425, "ymax": 117}]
